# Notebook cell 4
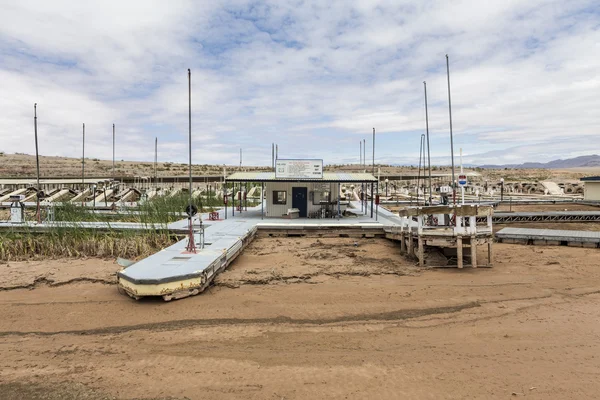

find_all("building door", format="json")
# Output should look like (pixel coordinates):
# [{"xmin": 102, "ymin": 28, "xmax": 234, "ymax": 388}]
[{"xmin": 292, "ymin": 187, "xmax": 308, "ymax": 217}]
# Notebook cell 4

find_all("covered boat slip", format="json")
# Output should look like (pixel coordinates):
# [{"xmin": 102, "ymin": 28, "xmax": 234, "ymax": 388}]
[
  {"xmin": 117, "ymin": 201, "xmax": 401, "ymax": 301},
  {"xmin": 224, "ymin": 171, "xmax": 378, "ymax": 219}
]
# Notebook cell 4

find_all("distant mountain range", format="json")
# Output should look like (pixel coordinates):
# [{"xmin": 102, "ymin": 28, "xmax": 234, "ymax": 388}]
[{"xmin": 479, "ymin": 155, "xmax": 600, "ymax": 169}]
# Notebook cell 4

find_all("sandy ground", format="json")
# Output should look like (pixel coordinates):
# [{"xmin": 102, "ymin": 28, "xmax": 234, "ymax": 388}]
[{"xmin": 1, "ymin": 238, "xmax": 600, "ymax": 399}]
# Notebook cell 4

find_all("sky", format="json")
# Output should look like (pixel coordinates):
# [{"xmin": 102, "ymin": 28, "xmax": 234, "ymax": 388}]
[{"xmin": 0, "ymin": 0, "xmax": 599, "ymax": 167}]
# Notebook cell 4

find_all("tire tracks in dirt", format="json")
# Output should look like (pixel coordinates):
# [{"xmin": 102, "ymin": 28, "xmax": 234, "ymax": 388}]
[{"xmin": 0, "ymin": 302, "xmax": 480, "ymax": 337}]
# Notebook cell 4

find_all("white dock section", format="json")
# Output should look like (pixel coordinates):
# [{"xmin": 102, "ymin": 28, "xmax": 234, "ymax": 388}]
[
  {"xmin": 496, "ymin": 227, "xmax": 600, "ymax": 247},
  {"xmin": 118, "ymin": 201, "xmax": 398, "ymax": 300}
]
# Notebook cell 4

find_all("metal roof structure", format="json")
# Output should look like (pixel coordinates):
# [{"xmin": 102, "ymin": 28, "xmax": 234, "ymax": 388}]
[
  {"xmin": 580, "ymin": 176, "xmax": 600, "ymax": 181},
  {"xmin": 225, "ymin": 172, "xmax": 377, "ymax": 182},
  {"xmin": 0, "ymin": 178, "xmax": 114, "ymax": 185}
]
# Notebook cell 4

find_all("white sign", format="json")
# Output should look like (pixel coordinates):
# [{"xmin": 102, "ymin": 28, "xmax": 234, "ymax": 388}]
[
  {"xmin": 458, "ymin": 174, "xmax": 467, "ymax": 187},
  {"xmin": 276, "ymin": 159, "xmax": 323, "ymax": 179}
]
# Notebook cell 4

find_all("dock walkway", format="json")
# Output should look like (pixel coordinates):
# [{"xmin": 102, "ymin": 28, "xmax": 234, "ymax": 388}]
[
  {"xmin": 496, "ymin": 227, "xmax": 600, "ymax": 247},
  {"xmin": 118, "ymin": 201, "xmax": 399, "ymax": 300}
]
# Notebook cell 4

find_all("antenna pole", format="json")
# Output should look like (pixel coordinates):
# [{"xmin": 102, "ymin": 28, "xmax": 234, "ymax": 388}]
[{"xmin": 424, "ymin": 81, "xmax": 432, "ymax": 205}]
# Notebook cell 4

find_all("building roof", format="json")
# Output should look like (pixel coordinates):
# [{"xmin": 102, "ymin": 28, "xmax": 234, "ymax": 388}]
[
  {"xmin": 580, "ymin": 176, "xmax": 600, "ymax": 182},
  {"xmin": 0, "ymin": 178, "xmax": 114, "ymax": 185},
  {"xmin": 226, "ymin": 172, "xmax": 377, "ymax": 183}
]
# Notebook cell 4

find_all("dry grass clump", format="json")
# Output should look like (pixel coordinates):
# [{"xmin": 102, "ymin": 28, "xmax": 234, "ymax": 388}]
[{"xmin": 0, "ymin": 230, "xmax": 179, "ymax": 261}]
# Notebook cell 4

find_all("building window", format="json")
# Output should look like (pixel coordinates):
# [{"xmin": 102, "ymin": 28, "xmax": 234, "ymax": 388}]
[
  {"xmin": 273, "ymin": 190, "xmax": 287, "ymax": 205},
  {"xmin": 313, "ymin": 190, "xmax": 331, "ymax": 205}
]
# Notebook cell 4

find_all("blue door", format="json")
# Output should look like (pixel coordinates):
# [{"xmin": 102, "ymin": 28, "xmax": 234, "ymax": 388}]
[{"xmin": 292, "ymin": 187, "xmax": 308, "ymax": 217}]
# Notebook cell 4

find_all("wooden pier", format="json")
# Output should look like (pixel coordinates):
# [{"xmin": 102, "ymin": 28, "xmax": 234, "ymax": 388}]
[{"xmin": 386, "ymin": 205, "xmax": 494, "ymax": 268}]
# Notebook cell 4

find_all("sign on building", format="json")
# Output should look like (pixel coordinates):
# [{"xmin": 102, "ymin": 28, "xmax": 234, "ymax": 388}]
[{"xmin": 276, "ymin": 159, "xmax": 323, "ymax": 179}]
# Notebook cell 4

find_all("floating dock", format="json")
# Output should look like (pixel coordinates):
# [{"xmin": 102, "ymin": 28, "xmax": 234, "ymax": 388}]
[
  {"xmin": 117, "ymin": 217, "xmax": 258, "ymax": 301},
  {"xmin": 487, "ymin": 211, "xmax": 600, "ymax": 223},
  {"xmin": 117, "ymin": 202, "xmax": 401, "ymax": 301},
  {"xmin": 496, "ymin": 227, "xmax": 600, "ymax": 248}
]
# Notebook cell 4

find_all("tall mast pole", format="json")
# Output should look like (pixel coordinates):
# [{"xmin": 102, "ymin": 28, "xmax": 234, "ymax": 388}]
[
  {"xmin": 417, "ymin": 134, "xmax": 423, "ymax": 206},
  {"xmin": 154, "ymin": 137, "xmax": 158, "ymax": 188},
  {"xmin": 112, "ymin": 124, "xmax": 115, "ymax": 181},
  {"xmin": 446, "ymin": 54, "xmax": 456, "ymax": 204},
  {"xmin": 424, "ymin": 81, "xmax": 432, "ymax": 205},
  {"xmin": 359, "ymin": 141, "xmax": 362, "ymax": 166},
  {"xmin": 188, "ymin": 69, "xmax": 193, "ymax": 209},
  {"xmin": 363, "ymin": 139, "xmax": 366, "ymax": 169},
  {"xmin": 34, "ymin": 104, "xmax": 41, "ymax": 222},
  {"xmin": 82, "ymin": 123, "xmax": 85, "ymax": 189},
  {"xmin": 240, "ymin": 148, "xmax": 242, "ymax": 169},
  {"xmin": 186, "ymin": 68, "xmax": 199, "ymax": 252},
  {"xmin": 372, "ymin": 128, "xmax": 375, "ymax": 174}
]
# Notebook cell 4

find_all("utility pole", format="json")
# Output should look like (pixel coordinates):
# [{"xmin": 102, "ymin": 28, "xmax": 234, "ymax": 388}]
[
  {"xmin": 446, "ymin": 54, "xmax": 456, "ymax": 205},
  {"xmin": 154, "ymin": 137, "xmax": 158, "ymax": 188},
  {"xmin": 424, "ymin": 81, "xmax": 432, "ymax": 205},
  {"xmin": 275, "ymin": 144, "xmax": 278, "ymax": 161},
  {"xmin": 34, "ymin": 104, "xmax": 41, "ymax": 223},
  {"xmin": 272, "ymin": 143, "xmax": 274, "ymax": 170},
  {"xmin": 240, "ymin": 148, "xmax": 242, "ymax": 169},
  {"xmin": 359, "ymin": 140, "xmax": 362, "ymax": 166}
]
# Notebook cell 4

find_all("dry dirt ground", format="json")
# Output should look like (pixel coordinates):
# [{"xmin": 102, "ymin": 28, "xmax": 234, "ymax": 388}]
[{"xmin": 1, "ymin": 238, "xmax": 600, "ymax": 399}]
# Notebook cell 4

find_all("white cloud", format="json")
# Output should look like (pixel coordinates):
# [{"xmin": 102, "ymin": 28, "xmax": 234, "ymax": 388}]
[{"xmin": 0, "ymin": 0, "xmax": 598, "ymax": 168}]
